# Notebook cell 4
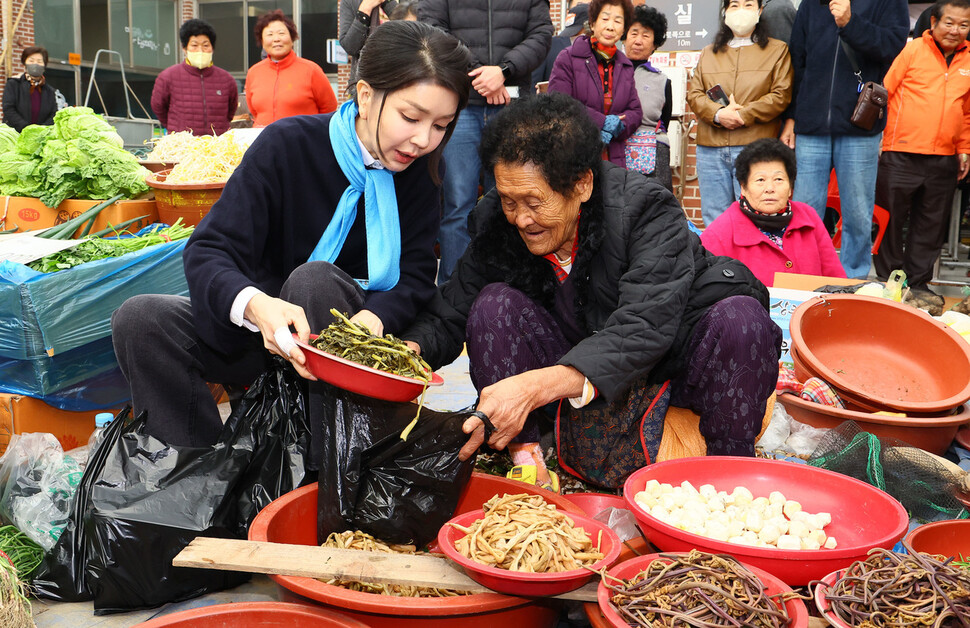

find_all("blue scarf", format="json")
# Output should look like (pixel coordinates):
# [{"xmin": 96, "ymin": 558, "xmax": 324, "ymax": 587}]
[{"xmin": 308, "ymin": 99, "xmax": 401, "ymax": 291}]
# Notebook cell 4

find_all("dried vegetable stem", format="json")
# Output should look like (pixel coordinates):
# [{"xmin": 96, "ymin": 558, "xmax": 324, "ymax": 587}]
[
  {"xmin": 600, "ymin": 549, "xmax": 796, "ymax": 627},
  {"xmin": 820, "ymin": 543, "xmax": 970, "ymax": 628},
  {"xmin": 450, "ymin": 493, "xmax": 605, "ymax": 573},
  {"xmin": 319, "ymin": 530, "xmax": 470, "ymax": 598}
]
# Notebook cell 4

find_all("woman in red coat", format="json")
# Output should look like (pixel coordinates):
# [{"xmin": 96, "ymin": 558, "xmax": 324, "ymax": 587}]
[
  {"xmin": 701, "ymin": 138, "xmax": 845, "ymax": 287},
  {"xmin": 548, "ymin": 0, "xmax": 641, "ymax": 166}
]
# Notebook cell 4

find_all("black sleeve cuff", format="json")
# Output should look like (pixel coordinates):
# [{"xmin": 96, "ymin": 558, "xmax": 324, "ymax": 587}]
[{"xmin": 356, "ymin": 10, "xmax": 371, "ymax": 26}]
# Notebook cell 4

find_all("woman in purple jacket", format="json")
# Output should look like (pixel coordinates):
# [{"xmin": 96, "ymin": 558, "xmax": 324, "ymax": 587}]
[
  {"xmin": 548, "ymin": 0, "xmax": 641, "ymax": 166},
  {"xmin": 151, "ymin": 19, "xmax": 239, "ymax": 135}
]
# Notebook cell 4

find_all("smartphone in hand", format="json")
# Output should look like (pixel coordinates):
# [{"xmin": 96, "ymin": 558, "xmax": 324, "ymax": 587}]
[{"xmin": 706, "ymin": 84, "xmax": 730, "ymax": 106}]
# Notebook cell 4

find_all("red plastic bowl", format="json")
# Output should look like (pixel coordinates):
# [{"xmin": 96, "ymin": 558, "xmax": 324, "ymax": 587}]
[
  {"xmin": 622, "ymin": 457, "xmax": 909, "ymax": 586},
  {"xmin": 296, "ymin": 334, "xmax": 443, "ymax": 402},
  {"xmin": 597, "ymin": 553, "xmax": 809, "ymax": 628},
  {"xmin": 438, "ymin": 509, "xmax": 621, "ymax": 597},
  {"xmin": 135, "ymin": 602, "xmax": 370, "ymax": 627},
  {"xmin": 561, "ymin": 492, "xmax": 629, "ymax": 518},
  {"xmin": 813, "ymin": 569, "xmax": 850, "ymax": 628},
  {"xmin": 789, "ymin": 294, "xmax": 970, "ymax": 414},
  {"xmin": 779, "ymin": 393, "xmax": 970, "ymax": 456},
  {"xmin": 248, "ymin": 473, "xmax": 582, "ymax": 627},
  {"xmin": 906, "ymin": 519, "xmax": 970, "ymax": 559}
]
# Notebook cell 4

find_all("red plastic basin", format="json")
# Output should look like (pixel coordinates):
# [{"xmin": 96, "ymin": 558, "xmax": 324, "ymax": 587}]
[
  {"xmin": 248, "ymin": 473, "xmax": 582, "ymax": 627},
  {"xmin": 437, "ymin": 509, "xmax": 621, "ymax": 597},
  {"xmin": 789, "ymin": 294, "xmax": 970, "ymax": 414},
  {"xmin": 296, "ymin": 334, "xmax": 443, "ymax": 402},
  {"xmin": 135, "ymin": 602, "xmax": 369, "ymax": 627},
  {"xmin": 906, "ymin": 519, "xmax": 970, "ymax": 559},
  {"xmin": 597, "ymin": 553, "xmax": 809, "ymax": 628},
  {"xmin": 622, "ymin": 457, "xmax": 909, "ymax": 586}
]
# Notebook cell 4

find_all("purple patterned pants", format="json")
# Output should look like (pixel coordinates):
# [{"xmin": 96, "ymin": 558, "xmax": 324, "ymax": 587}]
[{"xmin": 465, "ymin": 283, "xmax": 781, "ymax": 455}]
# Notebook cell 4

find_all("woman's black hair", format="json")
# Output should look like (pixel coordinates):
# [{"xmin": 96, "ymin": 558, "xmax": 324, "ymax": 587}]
[
  {"xmin": 931, "ymin": 0, "xmax": 970, "ymax": 20},
  {"xmin": 629, "ymin": 5, "xmax": 668, "ymax": 48},
  {"xmin": 356, "ymin": 20, "xmax": 472, "ymax": 184},
  {"xmin": 588, "ymin": 0, "xmax": 635, "ymax": 39},
  {"xmin": 389, "ymin": 1, "xmax": 418, "ymax": 20},
  {"xmin": 179, "ymin": 19, "xmax": 217, "ymax": 49},
  {"xmin": 712, "ymin": 0, "xmax": 769, "ymax": 53},
  {"xmin": 480, "ymin": 92, "xmax": 601, "ymax": 196},
  {"xmin": 735, "ymin": 138, "xmax": 797, "ymax": 187},
  {"xmin": 20, "ymin": 46, "xmax": 48, "ymax": 66},
  {"xmin": 254, "ymin": 9, "xmax": 299, "ymax": 43}
]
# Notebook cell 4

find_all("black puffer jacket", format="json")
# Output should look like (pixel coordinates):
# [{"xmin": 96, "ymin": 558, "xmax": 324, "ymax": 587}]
[
  {"xmin": 403, "ymin": 163, "xmax": 769, "ymax": 402},
  {"xmin": 418, "ymin": 0, "xmax": 553, "ymax": 106}
]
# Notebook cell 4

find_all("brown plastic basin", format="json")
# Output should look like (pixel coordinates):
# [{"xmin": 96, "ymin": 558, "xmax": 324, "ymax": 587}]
[
  {"xmin": 779, "ymin": 393, "xmax": 970, "ymax": 455},
  {"xmin": 789, "ymin": 295, "xmax": 970, "ymax": 414}
]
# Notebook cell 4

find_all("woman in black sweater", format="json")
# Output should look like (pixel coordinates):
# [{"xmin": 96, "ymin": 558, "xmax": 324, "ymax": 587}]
[{"xmin": 111, "ymin": 22, "xmax": 471, "ymax": 464}]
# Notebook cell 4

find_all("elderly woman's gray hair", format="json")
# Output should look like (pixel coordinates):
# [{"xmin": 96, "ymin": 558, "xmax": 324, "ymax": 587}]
[{"xmin": 479, "ymin": 92, "xmax": 602, "ymax": 196}]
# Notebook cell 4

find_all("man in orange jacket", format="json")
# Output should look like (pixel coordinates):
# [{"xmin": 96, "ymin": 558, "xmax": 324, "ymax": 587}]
[{"xmin": 875, "ymin": 0, "xmax": 970, "ymax": 298}]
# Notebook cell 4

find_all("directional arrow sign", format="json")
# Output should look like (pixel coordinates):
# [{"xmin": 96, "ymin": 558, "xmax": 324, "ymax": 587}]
[{"xmin": 651, "ymin": 1, "xmax": 720, "ymax": 51}]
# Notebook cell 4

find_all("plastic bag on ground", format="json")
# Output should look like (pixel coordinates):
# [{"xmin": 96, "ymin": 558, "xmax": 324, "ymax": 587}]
[
  {"xmin": 317, "ymin": 383, "xmax": 475, "ymax": 548},
  {"xmin": 756, "ymin": 401, "xmax": 793, "ymax": 453},
  {"xmin": 32, "ymin": 361, "xmax": 310, "ymax": 612},
  {"xmin": 0, "ymin": 433, "xmax": 84, "ymax": 551}
]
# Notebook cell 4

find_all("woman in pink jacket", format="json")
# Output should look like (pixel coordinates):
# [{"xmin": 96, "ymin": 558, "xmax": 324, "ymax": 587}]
[{"xmin": 701, "ymin": 138, "xmax": 845, "ymax": 287}]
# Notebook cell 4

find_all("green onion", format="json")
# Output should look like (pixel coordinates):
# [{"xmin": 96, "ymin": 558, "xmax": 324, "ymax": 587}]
[
  {"xmin": 36, "ymin": 193, "xmax": 125, "ymax": 240},
  {"xmin": 0, "ymin": 525, "xmax": 43, "ymax": 581}
]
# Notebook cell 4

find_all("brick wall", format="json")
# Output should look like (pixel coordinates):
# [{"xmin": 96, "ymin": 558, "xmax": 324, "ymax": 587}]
[{"xmin": 0, "ymin": 0, "xmax": 37, "ymax": 113}]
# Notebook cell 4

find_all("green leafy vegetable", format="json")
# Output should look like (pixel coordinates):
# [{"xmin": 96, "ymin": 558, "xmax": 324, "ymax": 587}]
[
  {"xmin": 27, "ymin": 220, "xmax": 194, "ymax": 273},
  {"xmin": 0, "ymin": 124, "xmax": 18, "ymax": 154},
  {"xmin": 0, "ymin": 107, "xmax": 150, "ymax": 207}
]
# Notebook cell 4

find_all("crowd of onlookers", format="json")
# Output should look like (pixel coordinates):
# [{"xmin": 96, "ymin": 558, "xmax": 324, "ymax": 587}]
[{"xmin": 4, "ymin": 0, "xmax": 969, "ymax": 299}]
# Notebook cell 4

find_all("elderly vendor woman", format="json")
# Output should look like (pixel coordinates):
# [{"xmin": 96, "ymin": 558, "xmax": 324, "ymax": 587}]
[{"xmin": 403, "ymin": 93, "xmax": 782, "ymax": 489}]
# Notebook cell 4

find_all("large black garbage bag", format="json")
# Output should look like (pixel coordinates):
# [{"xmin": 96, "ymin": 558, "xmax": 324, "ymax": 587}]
[
  {"xmin": 32, "ymin": 407, "xmax": 131, "ymax": 602},
  {"xmin": 317, "ymin": 383, "xmax": 475, "ymax": 548},
  {"xmin": 33, "ymin": 361, "xmax": 310, "ymax": 613}
]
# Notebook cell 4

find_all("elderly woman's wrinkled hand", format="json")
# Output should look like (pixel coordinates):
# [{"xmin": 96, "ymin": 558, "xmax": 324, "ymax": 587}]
[
  {"xmin": 458, "ymin": 374, "xmax": 537, "ymax": 460},
  {"xmin": 457, "ymin": 365, "xmax": 587, "ymax": 461}
]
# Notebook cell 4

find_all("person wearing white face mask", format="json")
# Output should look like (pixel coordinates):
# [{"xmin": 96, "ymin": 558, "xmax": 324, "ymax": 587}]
[
  {"xmin": 2, "ymin": 46, "xmax": 57, "ymax": 132},
  {"xmin": 686, "ymin": 0, "xmax": 792, "ymax": 228},
  {"xmin": 151, "ymin": 19, "xmax": 239, "ymax": 135}
]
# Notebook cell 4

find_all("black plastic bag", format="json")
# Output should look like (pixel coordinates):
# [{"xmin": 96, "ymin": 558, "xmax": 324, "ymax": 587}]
[
  {"xmin": 317, "ymin": 383, "xmax": 475, "ymax": 548},
  {"xmin": 32, "ymin": 407, "xmax": 132, "ymax": 602},
  {"xmin": 33, "ymin": 361, "xmax": 310, "ymax": 613}
]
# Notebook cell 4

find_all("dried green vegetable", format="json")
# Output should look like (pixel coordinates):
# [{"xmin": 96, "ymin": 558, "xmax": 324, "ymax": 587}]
[
  {"xmin": 312, "ymin": 309, "xmax": 433, "ymax": 439},
  {"xmin": 27, "ymin": 219, "xmax": 193, "ymax": 273},
  {"xmin": 601, "ymin": 549, "xmax": 796, "ymax": 627},
  {"xmin": 311, "ymin": 309, "xmax": 432, "ymax": 381}
]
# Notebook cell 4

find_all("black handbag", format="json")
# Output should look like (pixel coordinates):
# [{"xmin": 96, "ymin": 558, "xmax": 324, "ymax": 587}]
[{"xmin": 840, "ymin": 39, "xmax": 888, "ymax": 131}]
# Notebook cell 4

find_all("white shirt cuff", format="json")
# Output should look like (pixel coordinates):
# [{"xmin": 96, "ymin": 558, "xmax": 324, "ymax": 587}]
[
  {"xmin": 568, "ymin": 378, "xmax": 597, "ymax": 409},
  {"xmin": 230, "ymin": 286, "xmax": 263, "ymax": 332}
]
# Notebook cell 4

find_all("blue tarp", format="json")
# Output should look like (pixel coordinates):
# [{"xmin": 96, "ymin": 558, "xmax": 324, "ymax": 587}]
[{"xmin": 0, "ymin": 236, "xmax": 188, "ymax": 361}]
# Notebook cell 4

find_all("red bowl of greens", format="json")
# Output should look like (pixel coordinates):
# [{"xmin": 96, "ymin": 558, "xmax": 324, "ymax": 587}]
[{"xmin": 295, "ymin": 334, "xmax": 442, "ymax": 402}]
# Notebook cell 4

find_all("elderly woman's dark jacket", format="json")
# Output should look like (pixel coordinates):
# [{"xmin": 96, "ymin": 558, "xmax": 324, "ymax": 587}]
[{"xmin": 403, "ymin": 162, "xmax": 769, "ymax": 403}]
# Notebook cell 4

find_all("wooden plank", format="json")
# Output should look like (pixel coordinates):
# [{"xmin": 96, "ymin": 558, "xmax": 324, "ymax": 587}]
[{"xmin": 173, "ymin": 537, "xmax": 600, "ymax": 602}]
